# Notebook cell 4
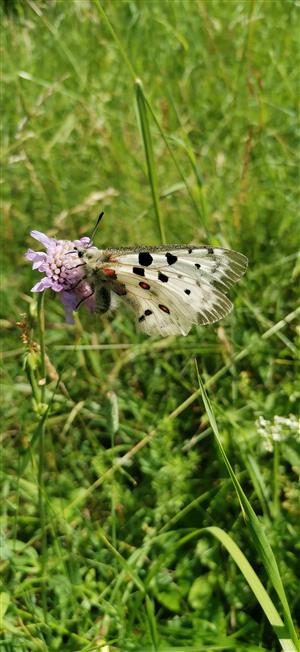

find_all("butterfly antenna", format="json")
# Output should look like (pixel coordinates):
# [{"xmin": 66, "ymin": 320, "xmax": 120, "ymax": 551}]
[{"xmin": 90, "ymin": 211, "xmax": 104, "ymax": 243}]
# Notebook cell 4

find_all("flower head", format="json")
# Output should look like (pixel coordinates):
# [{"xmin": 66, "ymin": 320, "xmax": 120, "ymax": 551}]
[
  {"xmin": 256, "ymin": 414, "xmax": 300, "ymax": 452},
  {"xmin": 25, "ymin": 230, "xmax": 95, "ymax": 322}
]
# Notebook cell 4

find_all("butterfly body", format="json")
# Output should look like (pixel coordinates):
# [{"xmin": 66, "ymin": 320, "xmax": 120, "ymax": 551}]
[{"xmin": 75, "ymin": 244, "xmax": 247, "ymax": 336}]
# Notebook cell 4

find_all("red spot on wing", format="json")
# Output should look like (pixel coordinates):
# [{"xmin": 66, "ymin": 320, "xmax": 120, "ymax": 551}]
[
  {"xmin": 103, "ymin": 267, "xmax": 117, "ymax": 278},
  {"xmin": 139, "ymin": 281, "xmax": 151, "ymax": 290},
  {"xmin": 159, "ymin": 304, "xmax": 170, "ymax": 314}
]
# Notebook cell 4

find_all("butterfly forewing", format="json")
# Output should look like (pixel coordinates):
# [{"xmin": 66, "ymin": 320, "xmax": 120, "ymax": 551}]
[{"xmin": 108, "ymin": 246, "xmax": 246, "ymax": 284}]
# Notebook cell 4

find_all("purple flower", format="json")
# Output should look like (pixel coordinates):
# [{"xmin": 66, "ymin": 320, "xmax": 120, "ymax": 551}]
[{"xmin": 25, "ymin": 230, "xmax": 95, "ymax": 322}]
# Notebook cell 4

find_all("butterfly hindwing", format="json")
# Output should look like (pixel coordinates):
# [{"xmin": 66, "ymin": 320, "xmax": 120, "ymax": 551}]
[{"xmin": 110, "ymin": 271, "xmax": 198, "ymax": 336}]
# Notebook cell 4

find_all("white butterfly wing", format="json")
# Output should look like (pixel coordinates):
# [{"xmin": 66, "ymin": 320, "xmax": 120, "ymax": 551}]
[
  {"xmin": 106, "ymin": 246, "xmax": 247, "ymax": 336},
  {"xmin": 115, "ymin": 277, "xmax": 194, "ymax": 336}
]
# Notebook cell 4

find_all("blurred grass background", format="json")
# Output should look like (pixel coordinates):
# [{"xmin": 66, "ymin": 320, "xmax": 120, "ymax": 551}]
[{"xmin": 1, "ymin": 0, "xmax": 300, "ymax": 650}]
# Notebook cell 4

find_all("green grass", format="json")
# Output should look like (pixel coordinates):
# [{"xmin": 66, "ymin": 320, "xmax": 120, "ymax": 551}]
[{"xmin": 1, "ymin": 1, "xmax": 300, "ymax": 650}]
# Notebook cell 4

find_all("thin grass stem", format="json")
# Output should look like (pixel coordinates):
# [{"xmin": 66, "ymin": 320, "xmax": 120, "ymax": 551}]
[
  {"xmin": 107, "ymin": 391, "xmax": 119, "ymax": 549},
  {"xmin": 94, "ymin": 0, "xmax": 136, "ymax": 80},
  {"xmin": 135, "ymin": 80, "xmax": 166, "ymax": 243}
]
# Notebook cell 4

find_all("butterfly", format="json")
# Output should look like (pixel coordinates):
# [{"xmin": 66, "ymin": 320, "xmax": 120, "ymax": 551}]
[{"xmin": 73, "ymin": 214, "xmax": 248, "ymax": 337}]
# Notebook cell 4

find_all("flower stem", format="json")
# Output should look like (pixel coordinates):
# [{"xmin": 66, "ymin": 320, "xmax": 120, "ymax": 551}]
[
  {"xmin": 37, "ymin": 292, "xmax": 48, "ymax": 622},
  {"xmin": 273, "ymin": 441, "xmax": 280, "ymax": 518},
  {"xmin": 37, "ymin": 292, "xmax": 46, "ymax": 403}
]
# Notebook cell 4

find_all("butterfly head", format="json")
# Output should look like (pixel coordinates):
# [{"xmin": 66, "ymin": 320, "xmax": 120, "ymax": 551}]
[
  {"xmin": 65, "ymin": 244, "xmax": 99, "ymax": 269},
  {"xmin": 72, "ymin": 211, "xmax": 105, "ymax": 263},
  {"xmin": 74, "ymin": 245, "xmax": 99, "ymax": 262}
]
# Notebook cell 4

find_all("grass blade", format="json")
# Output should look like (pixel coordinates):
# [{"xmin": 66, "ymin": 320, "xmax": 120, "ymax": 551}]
[
  {"xmin": 135, "ymin": 79, "xmax": 166, "ymax": 243},
  {"xmin": 197, "ymin": 370, "xmax": 299, "ymax": 651},
  {"xmin": 206, "ymin": 526, "xmax": 296, "ymax": 652}
]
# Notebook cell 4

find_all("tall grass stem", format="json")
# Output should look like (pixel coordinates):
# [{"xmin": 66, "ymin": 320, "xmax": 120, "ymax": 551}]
[{"xmin": 135, "ymin": 80, "xmax": 166, "ymax": 243}]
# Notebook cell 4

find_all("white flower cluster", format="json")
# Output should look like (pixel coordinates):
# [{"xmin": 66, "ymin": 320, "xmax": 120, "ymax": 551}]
[{"xmin": 256, "ymin": 414, "xmax": 300, "ymax": 452}]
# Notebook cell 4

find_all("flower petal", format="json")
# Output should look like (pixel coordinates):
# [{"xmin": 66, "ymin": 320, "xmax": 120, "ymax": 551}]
[
  {"xmin": 60, "ymin": 290, "xmax": 78, "ymax": 310},
  {"xmin": 33, "ymin": 259, "xmax": 48, "ymax": 270},
  {"xmin": 29, "ymin": 252, "xmax": 48, "ymax": 269},
  {"xmin": 51, "ymin": 281, "xmax": 65, "ymax": 292},
  {"xmin": 30, "ymin": 231, "xmax": 53, "ymax": 247},
  {"xmin": 31, "ymin": 278, "xmax": 53, "ymax": 292},
  {"xmin": 60, "ymin": 290, "xmax": 78, "ymax": 324},
  {"xmin": 25, "ymin": 249, "xmax": 44, "ymax": 261},
  {"xmin": 73, "ymin": 237, "xmax": 91, "ymax": 247}
]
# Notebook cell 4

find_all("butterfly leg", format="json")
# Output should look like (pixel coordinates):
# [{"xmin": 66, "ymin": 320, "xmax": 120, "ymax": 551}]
[
  {"xmin": 66, "ymin": 276, "xmax": 87, "ymax": 292},
  {"xmin": 75, "ymin": 289, "xmax": 95, "ymax": 310},
  {"xmin": 67, "ymin": 262, "xmax": 87, "ymax": 270}
]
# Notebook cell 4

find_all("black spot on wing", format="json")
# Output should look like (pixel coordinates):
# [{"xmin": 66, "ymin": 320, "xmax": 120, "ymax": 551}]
[
  {"xmin": 184, "ymin": 289, "xmax": 191, "ymax": 295},
  {"xmin": 188, "ymin": 248, "xmax": 193, "ymax": 254},
  {"xmin": 133, "ymin": 266, "xmax": 145, "ymax": 276},
  {"xmin": 159, "ymin": 304, "xmax": 170, "ymax": 314},
  {"xmin": 207, "ymin": 247, "xmax": 214, "ymax": 254},
  {"xmin": 139, "ymin": 308, "xmax": 153, "ymax": 322},
  {"xmin": 139, "ymin": 252, "xmax": 153, "ymax": 266},
  {"xmin": 195, "ymin": 263, "xmax": 201, "ymax": 269},
  {"xmin": 165, "ymin": 252, "xmax": 177, "ymax": 265},
  {"xmin": 158, "ymin": 272, "xmax": 168, "ymax": 283}
]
